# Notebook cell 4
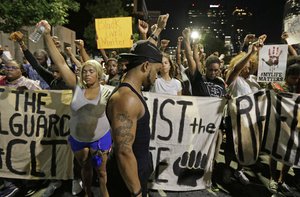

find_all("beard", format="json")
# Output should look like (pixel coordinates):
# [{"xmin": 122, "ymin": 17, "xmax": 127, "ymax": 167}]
[{"xmin": 142, "ymin": 72, "xmax": 153, "ymax": 91}]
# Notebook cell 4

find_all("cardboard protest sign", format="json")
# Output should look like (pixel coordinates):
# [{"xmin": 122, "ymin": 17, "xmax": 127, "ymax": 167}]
[
  {"xmin": 95, "ymin": 17, "xmax": 133, "ymax": 49},
  {"xmin": 257, "ymin": 45, "xmax": 288, "ymax": 82}
]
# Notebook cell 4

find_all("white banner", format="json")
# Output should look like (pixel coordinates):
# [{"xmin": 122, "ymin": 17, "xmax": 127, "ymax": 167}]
[
  {"xmin": 2, "ymin": 86, "xmax": 300, "ymax": 191},
  {"xmin": 0, "ymin": 86, "xmax": 226, "ymax": 190},
  {"xmin": 229, "ymin": 89, "xmax": 300, "ymax": 167},
  {"xmin": 257, "ymin": 45, "xmax": 288, "ymax": 82},
  {"xmin": 0, "ymin": 87, "xmax": 73, "ymax": 180},
  {"xmin": 145, "ymin": 92, "xmax": 226, "ymax": 191}
]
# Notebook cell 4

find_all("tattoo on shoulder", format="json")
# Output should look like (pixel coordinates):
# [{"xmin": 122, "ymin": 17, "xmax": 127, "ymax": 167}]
[{"xmin": 114, "ymin": 112, "xmax": 134, "ymax": 152}]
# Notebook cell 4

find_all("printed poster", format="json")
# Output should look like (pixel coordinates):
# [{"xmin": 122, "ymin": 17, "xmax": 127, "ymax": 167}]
[{"xmin": 257, "ymin": 45, "xmax": 288, "ymax": 82}]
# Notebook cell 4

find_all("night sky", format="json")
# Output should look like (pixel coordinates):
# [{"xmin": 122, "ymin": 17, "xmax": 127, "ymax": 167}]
[
  {"xmin": 145, "ymin": 0, "xmax": 287, "ymax": 44},
  {"xmin": 66, "ymin": 0, "xmax": 287, "ymax": 45}
]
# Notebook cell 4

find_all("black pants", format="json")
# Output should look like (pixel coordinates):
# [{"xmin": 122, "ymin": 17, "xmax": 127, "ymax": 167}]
[{"xmin": 106, "ymin": 153, "xmax": 151, "ymax": 197}]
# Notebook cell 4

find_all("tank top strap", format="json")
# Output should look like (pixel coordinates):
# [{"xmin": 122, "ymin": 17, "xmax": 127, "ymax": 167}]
[{"xmin": 119, "ymin": 83, "xmax": 148, "ymax": 108}]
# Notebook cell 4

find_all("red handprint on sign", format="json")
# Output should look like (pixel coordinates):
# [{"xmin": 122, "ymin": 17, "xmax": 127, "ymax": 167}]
[{"xmin": 262, "ymin": 46, "xmax": 282, "ymax": 72}]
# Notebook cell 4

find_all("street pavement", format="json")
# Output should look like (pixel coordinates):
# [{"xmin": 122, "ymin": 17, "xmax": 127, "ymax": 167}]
[{"xmin": 9, "ymin": 145, "xmax": 300, "ymax": 197}]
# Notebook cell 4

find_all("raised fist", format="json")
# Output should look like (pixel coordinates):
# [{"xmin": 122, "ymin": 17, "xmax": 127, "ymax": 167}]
[
  {"xmin": 244, "ymin": 34, "xmax": 256, "ymax": 45},
  {"xmin": 37, "ymin": 20, "xmax": 51, "ymax": 35},
  {"xmin": 138, "ymin": 19, "xmax": 149, "ymax": 35},
  {"xmin": 157, "ymin": 13, "xmax": 169, "ymax": 30},
  {"xmin": 173, "ymin": 150, "xmax": 207, "ymax": 187},
  {"xmin": 9, "ymin": 31, "xmax": 24, "ymax": 42},
  {"xmin": 52, "ymin": 36, "xmax": 61, "ymax": 49},
  {"xmin": 65, "ymin": 47, "xmax": 72, "ymax": 56},
  {"xmin": 75, "ymin": 39, "xmax": 84, "ymax": 49},
  {"xmin": 160, "ymin": 39, "xmax": 170, "ymax": 48},
  {"xmin": 182, "ymin": 28, "xmax": 191, "ymax": 40},
  {"xmin": 177, "ymin": 36, "xmax": 183, "ymax": 43},
  {"xmin": 151, "ymin": 24, "xmax": 158, "ymax": 33}
]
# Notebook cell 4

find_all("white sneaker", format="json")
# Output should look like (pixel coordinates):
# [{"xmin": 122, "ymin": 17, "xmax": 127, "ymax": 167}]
[
  {"xmin": 42, "ymin": 180, "xmax": 62, "ymax": 197},
  {"xmin": 234, "ymin": 170, "xmax": 250, "ymax": 185},
  {"xmin": 72, "ymin": 179, "xmax": 83, "ymax": 195}
]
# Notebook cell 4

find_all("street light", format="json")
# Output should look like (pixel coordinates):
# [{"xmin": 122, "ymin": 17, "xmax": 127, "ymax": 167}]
[{"xmin": 191, "ymin": 30, "xmax": 200, "ymax": 40}]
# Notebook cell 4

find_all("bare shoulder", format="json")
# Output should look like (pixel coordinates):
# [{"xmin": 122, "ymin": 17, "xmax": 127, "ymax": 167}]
[{"xmin": 107, "ymin": 87, "xmax": 144, "ymax": 119}]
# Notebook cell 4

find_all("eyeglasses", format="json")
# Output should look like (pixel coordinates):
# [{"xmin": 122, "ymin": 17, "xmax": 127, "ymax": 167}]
[{"xmin": 3, "ymin": 66, "xmax": 20, "ymax": 70}]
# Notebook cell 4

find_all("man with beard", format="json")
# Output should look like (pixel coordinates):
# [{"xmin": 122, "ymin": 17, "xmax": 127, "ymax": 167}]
[{"xmin": 106, "ymin": 14, "xmax": 168, "ymax": 197}]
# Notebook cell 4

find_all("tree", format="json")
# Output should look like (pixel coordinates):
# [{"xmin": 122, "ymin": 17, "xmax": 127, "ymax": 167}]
[
  {"xmin": 0, "ymin": 0, "xmax": 80, "ymax": 32},
  {"xmin": 83, "ymin": 0, "xmax": 128, "ymax": 52}
]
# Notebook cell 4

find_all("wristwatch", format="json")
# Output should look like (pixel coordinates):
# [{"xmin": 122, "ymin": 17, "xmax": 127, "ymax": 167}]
[{"xmin": 150, "ymin": 34, "xmax": 158, "ymax": 42}]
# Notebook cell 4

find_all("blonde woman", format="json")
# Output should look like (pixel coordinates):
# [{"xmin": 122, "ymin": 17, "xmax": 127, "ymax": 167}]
[{"xmin": 40, "ymin": 20, "xmax": 111, "ymax": 197}]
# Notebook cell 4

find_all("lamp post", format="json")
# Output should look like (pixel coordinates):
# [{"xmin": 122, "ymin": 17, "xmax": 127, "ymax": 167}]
[{"xmin": 191, "ymin": 30, "xmax": 200, "ymax": 40}]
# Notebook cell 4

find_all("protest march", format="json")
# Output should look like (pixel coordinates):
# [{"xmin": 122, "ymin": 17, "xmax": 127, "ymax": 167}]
[{"xmin": 1, "ymin": 1, "xmax": 300, "ymax": 197}]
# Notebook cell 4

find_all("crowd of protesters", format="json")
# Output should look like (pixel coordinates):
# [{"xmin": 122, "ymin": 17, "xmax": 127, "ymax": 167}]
[{"xmin": 0, "ymin": 12, "xmax": 300, "ymax": 197}]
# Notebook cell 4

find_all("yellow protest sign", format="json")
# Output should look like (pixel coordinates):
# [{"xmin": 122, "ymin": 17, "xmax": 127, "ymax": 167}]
[{"xmin": 95, "ymin": 17, "xmax": 133, "ymax": 49}]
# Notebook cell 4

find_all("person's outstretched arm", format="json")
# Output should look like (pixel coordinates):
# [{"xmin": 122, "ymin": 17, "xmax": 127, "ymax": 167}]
[
  {"xmin": 282, "ymin": 32, "xmax": 298, "ymax": 56},
  {"xmin": 75, "ymin": 39, "xmax": 90, "ymax": 63},
  {"xmin": 41, "ymin": 20, "xmax": 76, "ymax": 88},
  {"xmin": 192, "ymin": 42, "xmax": 204, "ymax": 75},
  {"xmin": 10, "ymin": 31, "xmax": 54, "ymax": 85},
  {"xmin": 182, "ymin": 28, "xmax": 197, "ymax": 77},
  {"xmin": 176, "ymin": 36, "xmax": 183, "ymax": 66},
  {"xmin": 65, "ymin": 46, "xmax": 82, "ymax": 69},
  {"xmin": 99, "ymin": 48, "xmax": 109, "ymax": 63},
  {"xmin": 226, "ymin": 43, "xmax": 258, "ymax": 85},
  {"xmin": 148, "ymin": 13, "xmax": 169, "ymax": 46},
  {"xmin": 138, "ymin": 19, "xmax": 149, "ymax": 40}
]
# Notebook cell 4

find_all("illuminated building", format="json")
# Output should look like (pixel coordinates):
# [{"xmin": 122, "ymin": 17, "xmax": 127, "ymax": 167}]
[
  {"xmin": 187, "ymin": 1, "xmax": 253, "ymax": 54},
  {"xmin": 231, "ymin": 7, "xmax": 253, "ymax": 53}
]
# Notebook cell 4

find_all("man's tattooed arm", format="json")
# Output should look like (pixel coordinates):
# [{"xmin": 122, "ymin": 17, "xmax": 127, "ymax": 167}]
[{"xmin": 113, "ymin": 112, "xmax": 134, "ymax": 152}]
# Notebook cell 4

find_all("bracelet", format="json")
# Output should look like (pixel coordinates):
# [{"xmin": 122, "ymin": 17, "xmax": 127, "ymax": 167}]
[
  {"xmin": 19, "ymin": 41, "xmax": 25, "ymax": 47},
  {"xmin": 150, "ymin": 34, "xmax": 158, "ymax": 42},
  {"xmin": 131, "ymin": 188, "xmax": 142, "ymax": 197}
]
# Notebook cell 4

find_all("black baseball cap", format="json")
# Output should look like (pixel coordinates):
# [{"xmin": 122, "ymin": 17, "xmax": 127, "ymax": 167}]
[{"xmin": 119, "ymin": 40, "xmax": 163, "ymax": 70}]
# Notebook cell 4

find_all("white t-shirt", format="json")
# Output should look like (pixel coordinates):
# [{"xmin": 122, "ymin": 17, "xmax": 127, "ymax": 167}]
[
  {"xmin": 70, "ymin": 85, "xmax": 111, "ymax": 142},
  {"xmin": 228, "ymin": 75, "xmax": 261, "ymax": 97},
  {"xmin": 151, "ymin": 77, "xmax": 182, "ymax": 96}
]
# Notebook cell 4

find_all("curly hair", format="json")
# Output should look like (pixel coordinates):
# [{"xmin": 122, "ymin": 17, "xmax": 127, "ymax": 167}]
[{"xmin": 226, "ymin": 52, "xmax": 258, "ymax": 80}]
